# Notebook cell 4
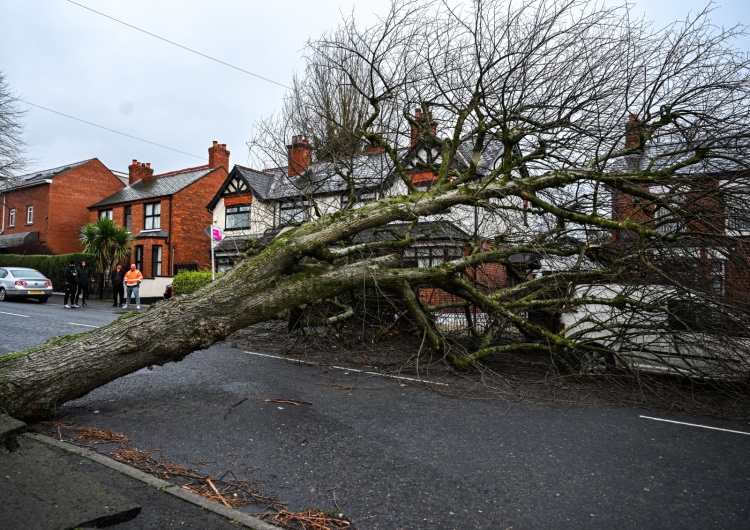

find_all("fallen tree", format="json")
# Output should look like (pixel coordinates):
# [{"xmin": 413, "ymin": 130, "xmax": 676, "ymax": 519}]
[{"xmin": 3, "ymin": 0, "xmax": 750, "ymax": 420}]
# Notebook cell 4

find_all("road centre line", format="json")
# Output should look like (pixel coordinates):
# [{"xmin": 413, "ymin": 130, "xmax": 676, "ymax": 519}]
[
  {"xmin": 244, "ymin": 350, "xmax": 449, "ymax": 386},
  {"xmin": 69, "ymin": 322, "xmax": 98, "ymax": 328},
  {"xmin": 0, "ymin": 311, "xmax": 30, "ymax": 318},
  {"xmin": 640, "ymin": 415, "xmax": 750, "ymax": 436}
]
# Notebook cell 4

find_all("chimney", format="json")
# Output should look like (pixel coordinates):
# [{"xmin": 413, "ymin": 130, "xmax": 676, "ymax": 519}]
[
  {"xmin": 287, "ymin": 135, "xmax": 312, "ymax": 177},
  {"xmin": 128, "ymin": 159, "xmax": 154, "ymax": 185},
  {"xmin": 410, "ymin": 108, "xmax": 437, "ymax": 147},
  {"xmin": 625, "ymin": 114, "xmax": 643, "ymax": 149},
  {"xmin": 208, "ymin": 140, "xmax": 230, "ymax": 170}
]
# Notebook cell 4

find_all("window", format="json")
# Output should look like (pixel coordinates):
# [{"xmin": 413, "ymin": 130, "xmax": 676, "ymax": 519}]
[
  {"xmin": 152, "ymin": 245, "xmax": 163, "ymax": 276},
  {"xmin": 654, "ymin": 206, "xmax": 683, "ymax": 234},
  {"xmin": 217, "ymin": 256, "xmax": 235, "ymax": 273},
  {"xmin": 8, "ymin": 208, "xmax": 15, "ymax": 227},
  {"xmin": 124, "ymin": 206, "xmax": 132, "ymax": 232},
  {"xmin": 26, "ymin": 206, "xmax": 33, "ymax": 225},
  {"xmin": 711, "ymin": 260, "xmax": 725, "ymax": 296},
  {"xmin": 352, "ymin": 192, "xmax": 376, "ymax": 209},
  {"xmin": 225, "ymin": 204, "xmax": 251, "ymax": 231},
  {"xmin": 651, "ymin": 186, "xmax": 687, "ymax": 234},
  {"xmin": 279, "ymin": 199, "xmax": 310, "ymax": 225},
  {"xmin": 727, "ymin": 200, "xmax": 750, "ymax": 232},
  {"xmin": 403, "ymin": 246, "xmax": 463, "ymax": 267},
  {"xmin": 135, "ymin": 246, "xmax": 144, "ymax": 272},
  {"xmin": 99, "ymin": 209, "xmax": 113, "ymax": 220},
  {"xmin": 144, "ymin": 202, "xmax": 161, "ymax": 230}
]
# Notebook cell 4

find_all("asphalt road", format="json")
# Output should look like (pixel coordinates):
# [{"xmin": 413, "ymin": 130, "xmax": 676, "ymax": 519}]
[{"xmin": 3, "ymin": 296, "xmax": 750, "ymax": 529}]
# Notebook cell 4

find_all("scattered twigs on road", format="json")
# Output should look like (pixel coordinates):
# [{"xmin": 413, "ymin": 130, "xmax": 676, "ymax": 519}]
[
  {"xmin": 274, "ymin": 509, "xmax": 352, "ymax": 530},
  {"xmin": 263, "ymin": 398, "xmax": 314, "ymax": 406},
  {"xmin": 38, "ymin": 421, "xmax": 130, "ymax": 446},
  {"xmin": 224, "ymin": 395, "xmax": 249, "ymax": 419},
  {"xmin": 31, "ymin": 421, "xmax": 285, "ymax": 513}
]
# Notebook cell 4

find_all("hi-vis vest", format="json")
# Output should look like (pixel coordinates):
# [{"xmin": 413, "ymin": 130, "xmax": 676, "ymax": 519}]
[{"xmin": 124, "ymin": 269, "xmax": 143, "ymax": 287}]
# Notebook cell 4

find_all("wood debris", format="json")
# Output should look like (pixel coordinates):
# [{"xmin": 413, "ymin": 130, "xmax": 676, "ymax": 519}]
[
  {"xmin": 263, "ymin": 398, "xmax": 313, "ymax": 406},
  {"xmin": 274, "ymin": 509, "xmax": 352, "ymax": 530}
]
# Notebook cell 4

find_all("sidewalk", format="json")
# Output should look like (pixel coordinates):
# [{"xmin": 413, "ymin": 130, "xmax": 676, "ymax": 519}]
[
  {"xmin": 0, "ymin": 414, "xmax": 278, "ymax": 530},
  {"xmin": 51, "ymin": 292, "xmax": 151, "ymax": 312}
]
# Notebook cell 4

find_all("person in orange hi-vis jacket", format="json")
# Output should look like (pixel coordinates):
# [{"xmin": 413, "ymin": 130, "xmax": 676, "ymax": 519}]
[{"xmin": 123, "ymin": 263, "xmax": 144, "ymax": 309}]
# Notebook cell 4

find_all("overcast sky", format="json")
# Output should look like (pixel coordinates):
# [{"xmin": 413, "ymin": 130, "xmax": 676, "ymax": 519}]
[{"xmin": 1, "ymin": 0, "xmax": 748, "ymax": 176}]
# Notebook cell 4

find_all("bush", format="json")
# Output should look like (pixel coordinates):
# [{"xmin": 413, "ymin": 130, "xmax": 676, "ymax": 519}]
[
  {"xmin": 0, "ymin": 253, "xmax": 94, "ymax": 291},
  {"xmin": 171, "ymin": 270, "xmax": 221, "ymax": 295}
]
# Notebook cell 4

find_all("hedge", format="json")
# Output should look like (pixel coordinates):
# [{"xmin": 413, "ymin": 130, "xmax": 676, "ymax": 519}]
[
  {"xmin": 171, "ymin": 270, "xmax": 221, "ymax": 295},
  {"xmin": 0, "ymin": 253, "xmax": 95, "ymax": 291}
]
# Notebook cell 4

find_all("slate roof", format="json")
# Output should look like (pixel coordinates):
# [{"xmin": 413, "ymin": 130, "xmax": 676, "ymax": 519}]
[
  {"xmin": 91, "ymin": 167, "xmax": 215, "ymax": 207},
  {"xmin": 611, "ymin": 139, "xmax": 748, "ymax": 176},
  {"xmin": 236, "ymin": 149, "xmax": 399, "ymax": 202},
  {"xmin": 213, "ymin": 139, "xmax": 507, "ymax": 207},
  {"xmin": 352, "ymin": 221, "xmax": 471, "ymax": 244},
  {"xmin": 0, "ymin": 160, "xmax": 93, "ymax": 191}
]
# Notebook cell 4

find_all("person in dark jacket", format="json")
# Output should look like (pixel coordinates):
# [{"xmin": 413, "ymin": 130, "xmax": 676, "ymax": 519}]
[
  {"xmin": 74, "ymin": 261, "xmax": 91, "ymax": 307},
  {"xmin": 63, "ymin": 260, "xmax": 78, "ymax": 308},
  {"xmin": 110, "ymin": 263, "xmax": 125, "ymax": 307}
]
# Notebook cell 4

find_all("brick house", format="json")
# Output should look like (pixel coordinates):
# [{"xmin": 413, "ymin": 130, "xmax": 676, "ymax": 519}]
[
  {"xmin": 611, "ymin": 115, "xmax": 750, "ymax": 309},
  {"xmin": 207, "ymin": 113, "xmax": 516, "ymax": 308},
  {"xmin": 89, "ymin": 142, "xmax": 230, "ymax": 290},
  {"xmin": 0, "ymin": 159, "xmax": 125, "ymax": 254}
]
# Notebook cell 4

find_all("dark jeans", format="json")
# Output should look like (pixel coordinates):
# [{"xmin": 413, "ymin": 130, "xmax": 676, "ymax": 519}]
[
  {"xmin": 64, "ymin": 283, "xmax": 78, "ymax": 305},
  {"xmin": 113, "ymin": 284, "xmax": 124, "ymax": 305},
  {"xmin": 75, "ymin": 283, "xmax": 89, "ymax": 304}
]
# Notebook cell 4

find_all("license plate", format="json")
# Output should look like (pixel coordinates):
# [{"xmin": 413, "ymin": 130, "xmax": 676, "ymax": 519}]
[{"xmin": 28, "ymin": 290, "xmax": 44, "ymax": 294}]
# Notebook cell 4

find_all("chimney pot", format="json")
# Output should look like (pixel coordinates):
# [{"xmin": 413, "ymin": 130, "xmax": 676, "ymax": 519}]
[
  {"xmin": 128, "ymin": 159, "xmax": 154, "ymax": 184},
  {"xmin": 208, "ymin": 141, "xmax": 230, "ymax": 170}
]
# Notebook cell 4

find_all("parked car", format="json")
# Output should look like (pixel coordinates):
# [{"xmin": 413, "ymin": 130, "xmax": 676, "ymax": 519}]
[
  {"xmin": 558, "ymin": 283, "xmax": 750, "ymax": 378},
  {"xmin": 163, "ymin": 284, "xmax": 172, "ymax": 299},
  {"xmin": 0, "ymin": 267, "xmax": 53, "ymax": 303}
]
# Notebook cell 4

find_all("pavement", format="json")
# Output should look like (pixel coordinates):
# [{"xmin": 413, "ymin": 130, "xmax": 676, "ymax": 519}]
[
  {"xmin": 1, "ymin": 296, "xmax": 280, "ymax": 530},
  {"xmin": 0, "ymin": 413, "xmax": 280, "ymax": 530}
]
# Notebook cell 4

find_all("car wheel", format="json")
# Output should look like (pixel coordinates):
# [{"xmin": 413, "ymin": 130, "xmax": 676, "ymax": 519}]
[
  {"xmin": 0, "ymin": 287, "xmax": 5, "ymax": 301},
  {"xmin": 38, "ymin": 296, "xmax": 49, "ymax": 304}
]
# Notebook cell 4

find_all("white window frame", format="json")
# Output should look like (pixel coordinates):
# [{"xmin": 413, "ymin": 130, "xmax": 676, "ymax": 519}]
[
  {"xmin": 26, "ymin": 205, "xmax": 33, "ymax": 225},
  {"xmin": 99, "ymin": 209, "xmax": 113, "ymax": 220},
  {"xmin": 279, "ymin": 199, "xmax": 310, "ymax": 225},
  {"xmin": 225, "ymin": 204, "xmax": 251, "ymax": 231},
  {"xmin": 8, "ymin": 208, "xmax": 15, "ymax": 227},
  {"xmin": 152, "ymin": 245, "xmax": 163, "ymax": 276},
  {"xmin": 144, "ymin": 202, "xmax": 161, "ymax": 230}
]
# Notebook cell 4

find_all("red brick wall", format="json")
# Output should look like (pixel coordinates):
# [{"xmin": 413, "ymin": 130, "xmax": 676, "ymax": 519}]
[
  {"xmin": 2, "ymin": 184, "xmax": 51, "ymax": 251},
  {"xmin": 170, "ymin": 168, "xmax": 228, "ymax": 272},
  {"xmin": 224, "ymin": 194, "xmax": 253, "ymax": 206},
  {"xmin": 4, "ymin": 160, "xmax": 124, "ymax": 255}
]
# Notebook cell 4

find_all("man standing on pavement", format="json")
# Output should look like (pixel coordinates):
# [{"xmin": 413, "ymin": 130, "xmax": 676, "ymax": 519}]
[
  {"xmin": 74, "ymin": 261, "xmax": 91, "ymax": 307},
  {"xmin": 63, "ymin": 260, "xmax": 78, "ymax": 308},
  {"xmin": 124, "ymin": 263, "xmax": 143, "ymax": 309},
  {"xmin": 111, "ymin": 263, "xmax": 125, "ymax": 307}
]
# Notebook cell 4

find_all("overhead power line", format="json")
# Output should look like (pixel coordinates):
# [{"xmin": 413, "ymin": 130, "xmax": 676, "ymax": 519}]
[
  {"xmin": 67, "ymin": 0, "xmax": 291, "ymax": 90},
  {"xmin": 19, "ymin": 99, "xmax": 206, "ymax": 161}
]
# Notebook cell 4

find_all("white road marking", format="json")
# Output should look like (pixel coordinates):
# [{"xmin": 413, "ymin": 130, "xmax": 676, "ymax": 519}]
[
  {"xmin": 640, "ymin": 415, "xmax": 750, "ymax": 436},
  {"xmin": 69, "ymin": 323, "xmax": 98, "ymax": 328},
  {"xmin": 0, "ymin": 311, "xmax": 30, "ymax": 318},
  {"xmin": 244, "ymin": 350, "xmax": 449, "ymax": 386}
]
